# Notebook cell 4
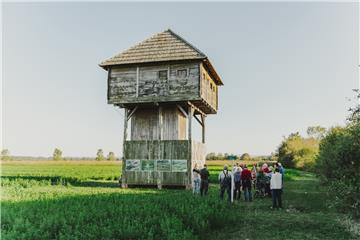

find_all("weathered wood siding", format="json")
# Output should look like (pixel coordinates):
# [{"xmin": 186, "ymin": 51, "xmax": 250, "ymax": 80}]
[
  {"xmin": 200, "ymin": 63, "xmax": 218, "ymax": 111},
  {"xmin": 109, "ymin": 67, "xmax": 137, "ymax": 99},
  {"xmin": 108, "ymin": 62, "xmax": 201, "ymax": 104},
  {"xmin": 130, "ymin": 108, "xmax": 159, "ymax": 140},
  {"xmin": 124, "ymin": 140, "xmax": 205, "ymax": 186},
  {"xmin": 131, "ymin": 106, "xmax": 187, "ymax": 140}
]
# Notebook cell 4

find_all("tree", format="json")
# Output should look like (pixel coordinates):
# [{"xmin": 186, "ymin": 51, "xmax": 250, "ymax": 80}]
[
  {"xmin": 53, "ymin": 148, "xmax": 62, "ymax": 161},
  {"xmin": 1, "ymin": 149, "xmax": 11, "ymax": 161},
  {"xmin": 348, "ymin": 89, "xmax": 360, "ymax": 124},
  {"xmin": 307, "ymin": 126, "xmax": 326, "ymax": 140},
  {"xmin": 107, "ymin": 152, "xmax": 116, "ymax": 161},
  {"xmin": 217, "ymin": 153, "xmax": 224, "ymax": 160},
  {"xmin": 315, "ymin": 90, "xmax": 360, "ymax": 219},
  {"xmin": 240, "ymin": 153, "xmax": 251, "ymax": 161},
  {"xmin": 315, "ymin": 124, "xmax": 360, "ymax": 218},
  {"xmin": 96, "ymin": 149, "xmax": 105, "ymax": 161},
  {"xmin": 277, "ymin": 132, "xmax": 319, "ymax": 170},
  {"xmin": 206, "ymin": 152, "xmax": 216, "ymax": 160}
]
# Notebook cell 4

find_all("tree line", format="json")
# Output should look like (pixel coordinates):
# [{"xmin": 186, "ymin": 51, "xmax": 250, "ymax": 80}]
[
  {"xmin": 206, "ymin": 152, "xmax": 274, "ymax": 161},
  {"xmin": 1, "ymin": 148, "xmax": 120, "ymax": 161}
]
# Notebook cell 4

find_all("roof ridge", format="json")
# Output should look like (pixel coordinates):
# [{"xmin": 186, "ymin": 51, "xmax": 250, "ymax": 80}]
[
  {"xmin": 99, "ymin": 29, "xmax": 207, "ymax": 67},
  {"xmin": 165, "ymin": 29, "xmax": 207, "ymax": 58}
]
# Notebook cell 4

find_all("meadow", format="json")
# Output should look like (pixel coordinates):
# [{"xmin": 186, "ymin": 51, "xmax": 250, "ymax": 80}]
[{"xmin": 1, "ymin": 161, "xmax": 357, "ymax": 240}]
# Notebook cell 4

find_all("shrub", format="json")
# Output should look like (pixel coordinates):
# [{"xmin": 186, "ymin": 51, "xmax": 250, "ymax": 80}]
[
  {"xmin": 277, "ymin": 132, "xmax": 319, "ymax": 171},
  {"xmin": 240, "ymin": 153, "xmax": 251, "ymax": 161},
  {"xmin": 315, "ymin": 122, "xmax": 360, "ymax": 219}
]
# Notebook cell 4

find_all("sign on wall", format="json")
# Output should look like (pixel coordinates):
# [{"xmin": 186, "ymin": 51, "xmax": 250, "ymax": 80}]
[
  {"xmin": 141, "ymin": 160, "xmax": 155, "ymax": 171},
  {"xmin": 157, "ymin": 160, "xmax": 171, "ymax": 171},
  {"xmin": 125, "ymin": 160, "xmax": 141, "ymax": 171},
  {"xmin": 171, "ymin": 160, "xmax": 187, "ymax": 172}
]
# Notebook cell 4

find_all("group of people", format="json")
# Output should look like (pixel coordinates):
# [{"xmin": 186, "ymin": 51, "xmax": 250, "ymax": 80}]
[{"xmin": 192, "ymin": 162, "xmax": 285, "ymax": 209}]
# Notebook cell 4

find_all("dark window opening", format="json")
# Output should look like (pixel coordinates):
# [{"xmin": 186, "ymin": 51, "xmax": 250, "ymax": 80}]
[
  {"xmin": 177, "ymin": 69, "xmax": 187, "ymax": 78},
  {"xmin": 159, "ymin": 70, "xmax": 168, "ymax": 80}
]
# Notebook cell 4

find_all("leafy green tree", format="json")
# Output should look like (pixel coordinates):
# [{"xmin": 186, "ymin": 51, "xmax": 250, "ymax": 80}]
[
  {"xmin": 217, "ymin": 153, "xmax": 224, "ymax": 160},
  {"xmin": 314, "ymin": 90, "xmax": 360, "ymax": 219},
  {"xmin": 1, "ymin": 149, "xmax": 12, "ymax": 161},
  {"xmin": 96, "ymin": 149, "xmax": 105, "ymax": 161},
  {"xmin": 307, "ymin": 126, "xmax": 326, "ymax": 140},
  {"xmin": 277, "ymin": 132, "xmax": 319, "ymax": 170},
  {"xmin": 107, "ymin": 152, "xmax": 116, "ymax": 161},
  {"xmin": 347, "ymin": 89, "xmax": 360, "ymax": 124},
  {"xmin": 53, "ymin": 148, "xmax": 62, "ymax": 161},
  {"xmin": 315, "ymin": 124, "xmax": 360, "ymax": 218},
  {"xmin": 206, "ymin": 152, "xmax": 216, "ymax": 160},
  {"xmin": 240, "ymin": 153, "xmax": 251, "ymax": 161}
]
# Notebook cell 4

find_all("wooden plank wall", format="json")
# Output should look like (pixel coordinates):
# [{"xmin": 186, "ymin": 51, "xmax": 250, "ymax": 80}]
[
  {"xmin": 131, "ymin": 106, "xmax": 187, "ymax": 140},
  {"xmin": 124, "ymin": 140, "xmax": 205, "ymax": 186},
  {"xmin": 191, "ymin": 141, "xmax": 206, "ymax": 169},
  {"xmin": 130, "ymin": 108, "xmax": 159, "ymax": 140},
  {"xmin": 200, "ymin": 63, "xmax": 218, "ymax": 111},
  {"xmin": 108, "ymin": 62, "xmax": 200, "ymax": 104}
]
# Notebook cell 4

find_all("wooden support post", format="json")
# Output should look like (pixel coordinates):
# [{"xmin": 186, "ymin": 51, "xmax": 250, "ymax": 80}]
[
  {"xmin": 157, "ymin": 105, "xmax": 163, "ymax": 189},
  {"xmin": 201, "ymin": 115, "xmax": 206, "ymax": 144},
  {"xmin": 188, "ymin": 105, "xmax": 193, "ymax": 141},
  {"xmin": 136, "ymin": 66, "xmax": 139, "ymax": 97},
  {"xmin": 186, "ymin": 105, "xmax": 194, "ymax": 190},
  {"xmin": 107, "ymin": 68, "xmax": 111, "ymax": 101},
  {"xmin": 158, "ymin": 105, "xmax": 163, "ymax": 140},
  {"xmin": 121, "ymin": 108, "xmax": 128, "ymax": 188}
]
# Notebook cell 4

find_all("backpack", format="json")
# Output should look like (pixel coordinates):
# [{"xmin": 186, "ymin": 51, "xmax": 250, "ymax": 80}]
[{"xmin": 221, "ymin": 171, "xmax": 231, "ymax": 187}]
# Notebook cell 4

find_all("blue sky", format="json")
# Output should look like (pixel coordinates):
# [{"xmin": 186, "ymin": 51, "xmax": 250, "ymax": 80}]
[{"xmin": 2, "ymin": 2, "xmax": 359, "ymax": 157}]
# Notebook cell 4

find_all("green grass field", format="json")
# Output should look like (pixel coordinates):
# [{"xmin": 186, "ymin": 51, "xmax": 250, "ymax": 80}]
[{"xmin": 1, "ymin": 161, "xmax": 357, "ymax": 239}]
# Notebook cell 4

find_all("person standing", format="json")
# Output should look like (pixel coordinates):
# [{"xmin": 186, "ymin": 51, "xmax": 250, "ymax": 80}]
[
  {"xmin": 199, "ymin": 164, "xmax": 210, "ymax": 196},
  {"xmin": 192, "ymin": 164, "xmax": 201, "ymax": 194},
  {"xmin": 270, "ymin": 168, "xmax": 283, "ymax": 209},
  {"xmin": 241, "ymin": 165, "xmax": 252, "ymax": 202},
  {"xmin": 263, "ymin": 165, "xmax": 272, "ymax": 197},
  {"xmin": 233, "ymin": 168, "xmax": 241, "ymax": 200},
  {"xmin": 251, "ymin": 164, "xmax": 257, "ymax": 190},
  {"xmin": 219, "ymin": 165, "xmax": 232, "ymax": 202}
]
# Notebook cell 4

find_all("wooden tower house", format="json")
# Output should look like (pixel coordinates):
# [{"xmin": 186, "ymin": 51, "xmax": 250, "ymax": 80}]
[{"xmin": 99, "ymin": 29, "xmax": 223, "ymax": 188}]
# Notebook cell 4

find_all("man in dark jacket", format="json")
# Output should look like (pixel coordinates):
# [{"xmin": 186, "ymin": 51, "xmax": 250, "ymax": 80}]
[
  {"xmin": 241, "ymin": 165, "xmax": 252, "ymax": 201},
  {"xmin": 199, "ymin": 164, "xmax": 210, "ymax": 196}
]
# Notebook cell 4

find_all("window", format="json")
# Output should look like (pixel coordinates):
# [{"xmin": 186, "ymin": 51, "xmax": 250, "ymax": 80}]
[
  {"xmin": 158, "ymin": 70, "xmax": 168, "ymax": 80},
  {"xmin": 177, "ymin": 69, "xmax": 187, "ymax": 78}
]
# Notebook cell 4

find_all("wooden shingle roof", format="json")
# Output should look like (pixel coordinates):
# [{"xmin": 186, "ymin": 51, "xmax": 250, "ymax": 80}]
[{"xmin": 100, "ymin": 29, "xmax": 223, "ymax": 85}]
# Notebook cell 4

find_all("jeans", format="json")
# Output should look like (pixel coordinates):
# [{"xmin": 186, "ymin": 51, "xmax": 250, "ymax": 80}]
[
  {"xmin": 220, "ymin": 185, "xmax": 231, "ymax": 202},
  {"xmin": 272, "ymin": 189, "xmax": 282, "ymax": 208},
  {"xmin": 200, "ymin": 180, "xmax": 209, "ymax": 196},
  {"xmin": 193, "ymin": 178, "xmax": 200, "ymax": 194},
  {"xmin": 242, "ymin": 180, "xmax": 252, "ymax": 201},
  {"xmin": 234, "ymin": 181, "xmax": 241, "ymax": 200}
]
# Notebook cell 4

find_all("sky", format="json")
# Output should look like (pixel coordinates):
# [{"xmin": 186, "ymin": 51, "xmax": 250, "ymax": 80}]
[{"xmin": 2, "ymin": 2, "xmax": 359, "ymax": 157}]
